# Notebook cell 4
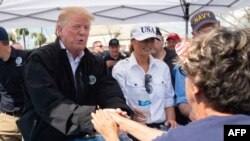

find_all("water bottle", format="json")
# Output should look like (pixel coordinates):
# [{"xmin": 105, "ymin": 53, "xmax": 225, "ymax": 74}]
[{"xmin": 138, "ymin": 88, "xmax": 151, "ymax": 123}]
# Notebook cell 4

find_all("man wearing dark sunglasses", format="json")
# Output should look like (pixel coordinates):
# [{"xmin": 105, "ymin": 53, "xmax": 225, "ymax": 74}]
[{"xmin": 92, "ymin": 40, "xmax": 105, "ymax": 58}]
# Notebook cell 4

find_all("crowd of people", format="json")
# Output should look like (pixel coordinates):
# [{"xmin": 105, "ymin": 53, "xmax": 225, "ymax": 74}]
[{"xmin": 1, "ymin": 6, "xmax": 250, "ymax": 141}]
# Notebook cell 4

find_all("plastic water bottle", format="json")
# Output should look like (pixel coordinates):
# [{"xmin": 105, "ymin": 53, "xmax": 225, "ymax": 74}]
[{"xmin": 138, "ymin": 88, "xmax": 151, "ymax": 123}]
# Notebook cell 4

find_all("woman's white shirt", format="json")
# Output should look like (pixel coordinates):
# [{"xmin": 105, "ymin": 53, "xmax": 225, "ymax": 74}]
[{"xmin": 112, "ymin": 53, "xmax": 175, "ymax": 124}]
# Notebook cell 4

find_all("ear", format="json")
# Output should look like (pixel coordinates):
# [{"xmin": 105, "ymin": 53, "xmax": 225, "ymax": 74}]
[
  {"xmin": 131, "ymin": 39, "xmax": 134, "ymax": 43},
  {"xmin": 193, "ymin": 84, "xmax": 202, "ymax": 96},
  {"xmin": 191, "ymin": 31, "xmax": 194, "ymax": 36},
  {"xmin": 217, "ymin": 22, "xmax": 220, "ymax": 27},
  {"xmin": 56, "ymin": 24, "xmax": 62, "ymax": 36}
]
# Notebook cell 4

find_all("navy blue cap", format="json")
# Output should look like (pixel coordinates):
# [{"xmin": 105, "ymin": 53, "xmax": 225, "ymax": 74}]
[
  {"xmin": 109, "ymin": 38, "xmax": 119, "ymax": 46},
  {"xmin": 191, "ymin": 11, "xmax": 218, "ymax": 32},
  {"xmin": 0, "ymin": 27, "xmax": 9, "ymax": 41}
]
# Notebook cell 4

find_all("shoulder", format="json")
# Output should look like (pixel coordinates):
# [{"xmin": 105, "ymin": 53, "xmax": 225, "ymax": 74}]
[
  {"xmin": 116, "ymin": 58, "xmax": 130, "ymax": 67},
  {"xmin": 153, "ymin": 121, "xmax": 210, "ymax": 141},
  {"xmin": 24, "ymin": 43, "xmax": 60, "ymax": 67},
  {"xmin": 84, "ymin": 49, "xmax": 106, "ymax": 70},
  {"xmin": 103, "ymin": 54, "xmax": 111, "ymax": 61},
  {"xmin": 159, "ymin": 117, "xmax": 227, "ymax": 141},
  {"xmin": 154, "ymin": 58, "xmax": 167, "ymax": 65},
  {"xmin": 153, "ymin": 58, "xmax": 169, "ymax": 69},
  {"xmin": 11, "ymin": 48, "xmax": 29, "ymax": 60},
  {"xmin": 112, "ymin": 58, "xmax": 129, "ymax": 73},
  {"xmin": 30, "ymin": 43, "xmax": 59, "ymax": 58}
]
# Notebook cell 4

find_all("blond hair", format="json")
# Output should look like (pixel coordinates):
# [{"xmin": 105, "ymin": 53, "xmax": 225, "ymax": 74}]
[
  {"xmin": 55, "ymin": 7, "xmax": 94, "ymax": 35},
  {"xmin": 182, "ymin": 27, "xmax": 250, "ymax": 114}
]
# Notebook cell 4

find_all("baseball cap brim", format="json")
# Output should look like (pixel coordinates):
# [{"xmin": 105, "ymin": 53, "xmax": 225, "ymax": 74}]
[{"xmin": 133, "ymin": 34, "xmax": 161, "ymax": 41}]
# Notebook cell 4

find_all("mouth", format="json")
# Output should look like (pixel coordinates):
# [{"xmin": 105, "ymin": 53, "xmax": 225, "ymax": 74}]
[
  {"xmin": 79, "ymin": 39, "xmax": 84, "ymax": 42},
  {"xmin": 77, "ymin": 39, "xmax": 85, "ymax": 45},
  {"xmin": 142, "ymin": 46, "xmax": 152, "ymax": 52}
]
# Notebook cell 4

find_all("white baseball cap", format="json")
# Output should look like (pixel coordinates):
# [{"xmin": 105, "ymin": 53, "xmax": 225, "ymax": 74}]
[{"xmin": 130, "ymin": 24, "xmax": 160, "ymax": 41}]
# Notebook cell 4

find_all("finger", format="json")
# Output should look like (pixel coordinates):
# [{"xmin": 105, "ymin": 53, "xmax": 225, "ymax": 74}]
[
  {"xmin": 96, "ymin": 109, "xmax": 104, "ymax": 117},
  {"xmin": 91, "ymin": 119, "xmax": 100, "ymax": 132},
  {"xmin": 164, "ymin": 121, "xmax": 169, "ymax": 127},
  {"xmin": 132, "ymin": 115, "xmax": 146, "ymax": 123},
  {"xmin": 91, "ymin": 112, "xmax": 98, "ymax": 120},
  {"xmin": 92, "ymin": 112, "xmax": 103, "ymax": 127},
  {"xmin": 103, "ymin": 108, "xmax": 116, "ymax": 113},
  {"xmin": 134, "ymin": 108, "xmax": 143, "ymax": 114},
  {"xmin": 115, "ymin": 108, "xmax": 122, "ymax": 113}
]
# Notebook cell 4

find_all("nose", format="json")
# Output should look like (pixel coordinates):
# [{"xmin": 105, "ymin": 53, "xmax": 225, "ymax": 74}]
[{"xmin": 79, "ymin": 28, "xmax": 85, "ymax": 36}]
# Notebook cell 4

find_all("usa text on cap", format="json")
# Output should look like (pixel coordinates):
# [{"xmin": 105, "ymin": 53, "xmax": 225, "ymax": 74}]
[{"xmin": 130, "ymin": 24, "xmax": 160, "ymax": 41}]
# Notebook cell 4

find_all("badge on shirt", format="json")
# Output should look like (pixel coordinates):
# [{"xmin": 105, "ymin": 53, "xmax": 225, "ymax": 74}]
[
  {"xmin": 89, "ymin": 75, "xmax": 96, "ymax": 85},
  {"xmin": 15, "ymin": 57, "xmax": 22, "ymax": 66}
]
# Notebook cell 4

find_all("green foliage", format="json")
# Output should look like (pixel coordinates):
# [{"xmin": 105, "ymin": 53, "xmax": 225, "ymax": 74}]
[
  {"xmin": 8, "ymin": 32, "xmax": 16, "ymax": 43},
  {"xmin": 15, "ymin": 28, "xmax": 29, "ymax": 49},
  {"xmin": 31, "ymin": 32, "xmax": 47, "ymax": 47}
]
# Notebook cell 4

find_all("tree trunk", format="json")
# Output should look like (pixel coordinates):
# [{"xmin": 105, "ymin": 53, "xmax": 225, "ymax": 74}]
[{"xmin": 23, "ymin": 35, "xmax": 26, "ymax": 50}]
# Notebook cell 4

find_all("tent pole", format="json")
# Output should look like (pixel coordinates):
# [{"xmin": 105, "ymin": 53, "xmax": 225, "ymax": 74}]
[{"xmin": 185, "ymin": 3, "xmax": 190, "ymax": 37}]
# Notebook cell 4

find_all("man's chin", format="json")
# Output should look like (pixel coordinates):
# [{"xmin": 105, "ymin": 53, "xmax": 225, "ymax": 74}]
[{"xmin": 76, "ymin": 45, "xmax": 86, "ymax": 50}]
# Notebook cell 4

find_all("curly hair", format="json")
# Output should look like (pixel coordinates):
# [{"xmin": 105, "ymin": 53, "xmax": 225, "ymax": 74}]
[{"xmin": 182, "ymin": 28, "xmax": 250, "ymax": 114}]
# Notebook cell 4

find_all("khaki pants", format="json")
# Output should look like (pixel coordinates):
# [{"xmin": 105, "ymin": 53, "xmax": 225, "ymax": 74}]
[{"xmin": 0, "ymin": 113, "xmax": 22, "ymax": 141}]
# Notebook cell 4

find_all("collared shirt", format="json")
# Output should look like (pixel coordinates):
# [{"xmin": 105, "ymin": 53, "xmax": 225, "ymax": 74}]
[
  {"xmin": 59, "ymin": 40, "xmax": 84, "ymax": 77},
  {"xmin": 112, "ymin": 53, "xmax": 175, "ymax": 124}
]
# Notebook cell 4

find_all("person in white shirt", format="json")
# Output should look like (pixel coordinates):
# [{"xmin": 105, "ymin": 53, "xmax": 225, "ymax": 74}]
[{"xmin": 112, "ymin": 24, "xmax": 177, "ymax": 133}]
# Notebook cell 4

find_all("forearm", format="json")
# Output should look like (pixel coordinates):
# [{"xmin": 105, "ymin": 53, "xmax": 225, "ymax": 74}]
[
  {"xmin": 178, "ymin": 103, "xmax": 192, "ymax": 118},
  {"xmin": 103, "ymin": 134, "xmax": 120, "ymax": 141},
  {"xmin": 165, "ymin": 106, "xmax": 176, "ymax": 120},
  {"xmin": 119, "ymin": 117, "xmax": 164, "ymax": 141}
]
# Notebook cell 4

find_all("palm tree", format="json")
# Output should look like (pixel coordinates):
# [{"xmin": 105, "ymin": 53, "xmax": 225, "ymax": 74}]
[
  {"xmin": 8, "ymin": 32, "xmax": 17, "ymax": 44},
  {"xmin": 31, "ymin": 32, "xmax": 47, "ymax": 47},
  {"xmin": 15, "ymin": 28, "xmax": 29, "ymax": 49}
]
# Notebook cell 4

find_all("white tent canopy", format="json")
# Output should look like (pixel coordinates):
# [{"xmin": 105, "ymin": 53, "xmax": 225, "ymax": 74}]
[{"xmin": 1, "ymin": 0, "xmax": 250, "ymax": 34}]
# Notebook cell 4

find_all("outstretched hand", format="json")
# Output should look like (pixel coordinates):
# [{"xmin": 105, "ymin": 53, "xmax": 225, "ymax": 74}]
[{"xmin": 91, "ymin": 109, "xmax": 119, "ymax": 141}]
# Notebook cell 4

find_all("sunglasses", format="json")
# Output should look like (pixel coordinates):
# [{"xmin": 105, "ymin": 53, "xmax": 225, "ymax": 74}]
[
  {"xmin": 145, "ymin": 74, "xmax": 153, "ymax": 94},
  {"xmin": 96, "ymin": 45, "xmax": 103, "ymax": 48},
  {"xmin": 178, "ymin": 66, "xmax": 186, "ymax": 76}
]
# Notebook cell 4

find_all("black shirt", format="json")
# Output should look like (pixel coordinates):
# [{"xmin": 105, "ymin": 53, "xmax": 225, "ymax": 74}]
[
  {"xmin": 0, "ymin": 47, "xmax": 28, "ymax": 114},
  {"xmin": 103, "ymin": 53, "xmax": 126, "ymax": 74},
  {"xmin": 163, "ymin": 48, "xmax": 177, "ymax": 87}
]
